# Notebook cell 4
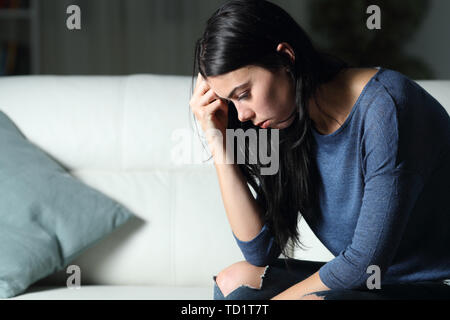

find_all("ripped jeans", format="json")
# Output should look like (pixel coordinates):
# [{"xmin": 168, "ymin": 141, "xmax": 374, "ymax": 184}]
[{"xmin": 212, "ymin": 258, "xmax": 450, "ymax": 300}]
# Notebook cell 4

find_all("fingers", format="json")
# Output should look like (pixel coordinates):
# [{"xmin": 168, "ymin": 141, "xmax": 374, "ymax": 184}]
[
  {"xmin": 203, "ymin": 98, "xmax": 228, "ymax": 115},
  {"xmin": 194, "ymin": 72, "xmax": 210, "ymax": 96},
  {"xmin": 199, "ymin": 88, "xmax": 219, "ymax": 106},
  {"xmin": 191, "ymin": 73, "xmax": 228, "ymax": 123},
  {"xmin": 191, "ymin": 73, "xmax": 220, "ymax": 113},
  {"xmin": 190, "ymin": 88, "xmax": 216, "ymax": 116}
]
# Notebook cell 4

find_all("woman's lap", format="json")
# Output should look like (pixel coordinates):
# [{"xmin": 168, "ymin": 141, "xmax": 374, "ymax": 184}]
[
  {"xmin": 212, "ymin": 258, "xmax": 450, "ymax": 300},
  {"xmin": 213, "ymin": 258, "xmax": 327, "ymax": 300}
]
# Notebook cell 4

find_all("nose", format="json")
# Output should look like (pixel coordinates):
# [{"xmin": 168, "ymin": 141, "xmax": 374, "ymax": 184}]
[{"xmin": 237, "ymin": 107, "xmax": 255, "ymax": 123}]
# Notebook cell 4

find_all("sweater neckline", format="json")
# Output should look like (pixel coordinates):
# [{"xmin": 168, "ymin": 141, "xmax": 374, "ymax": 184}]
[{"xmin": 312, "ymin": 66, "xmax": 383, "ymax": 140}]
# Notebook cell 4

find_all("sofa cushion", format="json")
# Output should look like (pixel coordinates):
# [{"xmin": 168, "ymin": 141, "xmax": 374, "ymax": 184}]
[{"xmin": 0, "ymin": 110, "xmax": 134, "ymax": 299}]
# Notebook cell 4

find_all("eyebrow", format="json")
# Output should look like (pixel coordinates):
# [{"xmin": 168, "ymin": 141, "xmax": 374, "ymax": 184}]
[{"xmin": 220, "ymin": 81, "xmax": 250, "ymax": 100}]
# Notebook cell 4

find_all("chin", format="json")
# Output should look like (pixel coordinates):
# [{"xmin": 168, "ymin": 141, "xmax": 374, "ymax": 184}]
[
  {"xmin": 269, "ymin": 123, "xmax": 281, "ymax": 129},
  {"xmin": 275, "ymin": 119, "xmax": 294, "ymax": 130}
]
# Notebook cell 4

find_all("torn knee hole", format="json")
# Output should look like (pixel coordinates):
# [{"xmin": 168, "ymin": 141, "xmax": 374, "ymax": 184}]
[
  {"xmin": 239, "ymin": 264, "xmax": 270, "ymax": 291},
  {"xmin": 214, "ymin": 265, "xmax": 270, "ymax": 297}
]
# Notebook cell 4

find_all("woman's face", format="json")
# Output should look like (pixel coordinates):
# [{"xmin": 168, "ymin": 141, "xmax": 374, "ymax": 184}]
[{"xmin": 206, "ymin": 65, "xmax": 297, "ymax": 129}]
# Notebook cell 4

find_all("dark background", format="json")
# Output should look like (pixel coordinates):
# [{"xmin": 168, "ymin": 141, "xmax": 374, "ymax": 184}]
[{"xmin": 1, "ymin": 0, "xmax": 449, "ymax": 79}]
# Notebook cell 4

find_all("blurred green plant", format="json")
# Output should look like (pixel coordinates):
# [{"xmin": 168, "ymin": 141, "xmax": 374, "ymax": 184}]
[{"xmin": 308, "ymin": 0, "xmax": 434, "ymax": 79}]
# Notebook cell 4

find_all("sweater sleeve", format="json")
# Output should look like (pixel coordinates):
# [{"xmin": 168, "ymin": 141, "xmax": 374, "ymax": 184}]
[
  {"xmin": 232, "ymin": 222, "xmax": 282, "ymax": 267},
  {"xmin": 318, "ymin": 96, "xmax": 425, "ymax": 290}
]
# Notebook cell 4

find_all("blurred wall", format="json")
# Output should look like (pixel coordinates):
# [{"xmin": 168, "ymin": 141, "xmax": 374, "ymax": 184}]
[
  {"xmin": 38, "ymin": 0, "xmax": 449, "ymax": 79},
  {"xmin": 404, "ymin": 0, "xmax": 450, "ymax": 79}
]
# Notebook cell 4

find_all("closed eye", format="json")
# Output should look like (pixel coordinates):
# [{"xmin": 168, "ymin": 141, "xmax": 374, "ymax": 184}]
[{"xmin": 237, "ymin": 91, "xmax": 249, "ymax": 101}]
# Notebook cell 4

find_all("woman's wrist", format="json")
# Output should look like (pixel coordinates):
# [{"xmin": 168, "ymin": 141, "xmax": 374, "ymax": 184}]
[
  {"xmin": 204, "ymin": 128, "xmax": 228, "ymax": 164},
  {"xmin": 211, "ymin": 141, "xmax": 232, "ymax": 165}
]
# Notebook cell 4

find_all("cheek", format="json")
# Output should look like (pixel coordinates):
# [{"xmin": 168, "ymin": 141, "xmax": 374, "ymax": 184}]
[
  {"xmin": 253, "ymin": 83, "xmax": 288, "ymax": 116},
  {"xmin": 277, "ymin": 83, "xmax": 293, "ymax": 107},
  {"xmin": 247, "ymin": 91, "xmax": 272, "ymax": 115},
  {"xmin": 254, "ymin": 99, "xmax": 274, "ymax": 116},
  {"xmin": 267, "ymin": 81, "xmax": 291, "ymax": 113}
]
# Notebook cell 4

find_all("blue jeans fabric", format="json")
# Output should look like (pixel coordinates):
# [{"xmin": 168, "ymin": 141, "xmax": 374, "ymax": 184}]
[{"xmin": 212, "ymin": 258, "xmax": 450, "ymax": 300}]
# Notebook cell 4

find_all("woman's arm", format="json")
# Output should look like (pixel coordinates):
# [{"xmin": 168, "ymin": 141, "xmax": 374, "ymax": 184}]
[
  {"xmin": 316, "ymin": 96, "xmax": 425, "ymax": 291},
  {"xmin": 213, "ymin": 144, "xmax": 281, "ymax": 266},
  {"xmin": 271, "ymin": 270, "xmax": 330, "ymax": 300},
  {"xmin": 190, "ymin": 73, "xmax": 277, "ymax": 265},
  {"xmin": 275, "ymin": 95, "xmax": 424, "ymax": 299},
  {"xmin": 214, "ymin": 151, "xmax": 281, "ymax": 266},
  {"xmin": 214, "ymin": 149, "xmax": 264, "ymax": 242}
]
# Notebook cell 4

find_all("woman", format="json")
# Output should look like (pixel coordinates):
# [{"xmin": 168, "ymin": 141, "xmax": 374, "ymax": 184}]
[{"xmin": 189, "ymin": 0, "xmax": 450, "ymax": 300}]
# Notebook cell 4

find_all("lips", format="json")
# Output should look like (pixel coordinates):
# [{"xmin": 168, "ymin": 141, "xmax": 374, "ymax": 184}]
[
  {"xmin": 260, "ymin": 120, "xmax": 270, "ymax": 129},
  {"xmin": 255, "ymin": 120, "xmax": 270, "ymax": 128}
]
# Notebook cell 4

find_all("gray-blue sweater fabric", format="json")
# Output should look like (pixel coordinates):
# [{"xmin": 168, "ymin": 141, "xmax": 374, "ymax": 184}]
[{"xmin": 232, "ymin": 67, "xmax": 450, "ymax": 290}]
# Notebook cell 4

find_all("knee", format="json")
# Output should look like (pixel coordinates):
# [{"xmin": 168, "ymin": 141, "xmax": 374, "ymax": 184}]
[{"xmin": 214, "ymin": 260, "xmax": 267, "ymax": 298}]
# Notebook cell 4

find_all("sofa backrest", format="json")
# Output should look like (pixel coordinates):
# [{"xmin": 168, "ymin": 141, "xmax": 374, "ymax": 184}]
[{"xmin": 0, "ymin": 75, "xmax": 449, "ymax": 287}]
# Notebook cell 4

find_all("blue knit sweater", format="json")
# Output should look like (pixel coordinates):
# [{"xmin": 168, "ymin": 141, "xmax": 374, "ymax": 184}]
[{"xmin": 232, "ymin": 67, "xmax": 450, "ymax": 290}]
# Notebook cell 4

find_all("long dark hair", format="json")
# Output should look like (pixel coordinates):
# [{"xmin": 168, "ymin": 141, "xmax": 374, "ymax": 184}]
[{"xmin": 191, "ymin": 0, "xmax": 350, "ymax": 259}]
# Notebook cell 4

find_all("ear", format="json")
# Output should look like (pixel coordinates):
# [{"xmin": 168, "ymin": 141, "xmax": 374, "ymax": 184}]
[{"xmin": 276, "ymin": 42, "xmax": 295, "ymax": 65}]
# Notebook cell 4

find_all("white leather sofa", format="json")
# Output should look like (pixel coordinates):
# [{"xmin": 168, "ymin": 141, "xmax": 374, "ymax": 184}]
[{"xmin": 1, "ymin": 74, "xmax": 449, "ymax": 300}]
